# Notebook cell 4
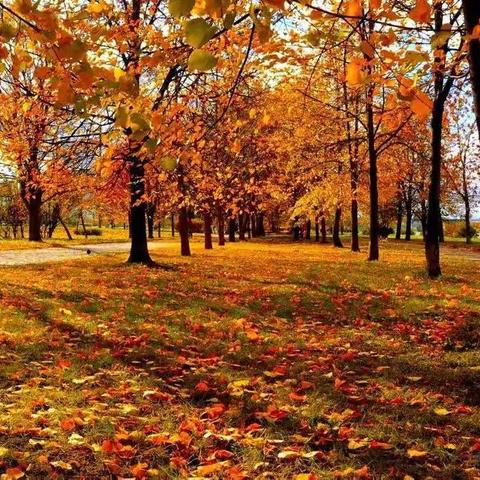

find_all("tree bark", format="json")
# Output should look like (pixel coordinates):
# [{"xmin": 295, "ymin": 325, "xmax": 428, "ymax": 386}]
[
  {"xmin": 321, "ymin": 216, "xmax": 327, "ymax": 243},
  {"xmin": 27, "ymin": 195, "xmax": 42, "ymax": 241},
  {"xmin": 127, "ymin": 157, "xmax": 152, "ymax": 264},
  {"xmin": 171, "ymin": 213, "xmax": 175, "ymax": 237},
  {"xmin": 238, "ymin": 213, "xmax": 247, "ymax": 241},
  {"xmin": 315, "ymin": 219, "xmax": 320, "ymax": 242},
  {"xmin": 179, "ymin": 206, "xmax": 191, "ymax": 256},
  {"xmin": 463, "ymin": 0, "xmax": 480, "ymax": 140},
  {"xmin": 425, "ymin": 4, "xmax": 454, "ymax": 278},
  {"xmin": 146, "ymin": 202, "xmax": 155, "ymax": 239},
  {"xmin": 204, "ymin": 212, "xmax": 213, "ymax": 249},
  {"xmin": 228, "ymin": 218, "xmax": 236, "ymax": 242},
  {"xmin": 251, "ymin": 215, "xmax": 257, "ymax": 238},
  {"xmin": 333, "ymin": 207, "xmax": 343, "ymax": 248},
  {"xmin": 305, "ymin": 219, "xmax": 311, "ymax": 240},
  {"xmin": 395, "ymin": 200, "xmax": 402, "ymax": 240},
  {"xmin": 367, "ymin": 87, "xmax": 379, "ymax": 260},
  {"xmin": 256, "ymin": 213, "xmax": 265, "ymax": 236},
  {"xmin": 217, "ymin": 205, "xmax": 225, "ymax": 246},
  {"xmin": 405, "ymin": 199, "xmax": 413, "ymax": 241},
  {"xmin": 59, "ymin": 216, "xmax": 73, "ymax": 240}
]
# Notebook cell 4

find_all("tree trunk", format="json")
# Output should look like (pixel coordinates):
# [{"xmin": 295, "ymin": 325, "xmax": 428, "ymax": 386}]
[
  {"xmin": 405, "ymin": 200, "xmax": 412, "ymax": 241},
  {"xmin": 465, "ymin": 197, "xmax": 471, "ymax": 244},
  {"xmin": 79, "ymin": 210, "xmax": 88, "ymax": 239},
  {"xmin": 395, "ymin": 201, "xmax": 402, "ymax": 240},
  {"xmin": 59, "ymin": 216, "xmax": 73, "ymax": 240},
  {"xmin": 425, "ymin": 4, "xmax": 453, "ymax": 278},
  {"xmin": 238, "ymin": 213, "xmax": 246, "ymax": 241},
  {"xmin": 333, "ymin": 207, "xmax": 343, "ymax": 248},
  {"xmin": 256, "ymin": 213, "xmax": 265, "ymax": 236},
  {"xmin": 366, "ymin": 86, "xmax": 379, "ymax": 260},
  {"xmin": 146, "ymin": 203, "xmax": 155, "ymax": 239},
  {"xmin": 204, "ymin": 212, "xmax": 213, "ymax": 249},
  {"xmin": 27, "ymin": 195, "xmax": 42, "ymax": 241},
  {"xmin": 127, "ymin": 157, "xmax": 152, "ymax": 264},
  {"xmin": 321, "ymin": 216, "xmax": 327, "ymax": 243},
  {"xmin": 315, "ymin": 219, "xmax": 320, "ymax": 242},
  {"xmin": 351, "ymin": 198, "xmax": 360, "ymax": 251},
  {"xmin": 305, "ymin": 220, "xmax": 311, "ymax": 240},
  {"xmin": 250, "ymin": 213, "xmax": 257, "ymax": 237},
  {"xmin": 179, "ymin": 206, "xmax": 191, "ymax": 256},
  {"xmin": 217, "ymin": 205, "xmax": 225, "ymax": 246},
  {"xmin": 463, "ymin": 0, "xmax": 480, "ymax": 140},
  {"xmin": 228, "ymin": 218, "xmax": 236, "ymax": 242}
]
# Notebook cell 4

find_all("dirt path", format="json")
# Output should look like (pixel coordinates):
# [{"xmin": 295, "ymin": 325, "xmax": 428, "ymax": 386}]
[{"xmin": 0, "ymin": 242, "xmax": 172, "ymax": 266}]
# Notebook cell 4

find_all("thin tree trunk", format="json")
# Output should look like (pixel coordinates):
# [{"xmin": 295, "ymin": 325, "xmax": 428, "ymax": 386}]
[
  {"xmin": 465, "ymin": 197, "xmax": 471, "ymax": 244},
  {"xmin": 321, "ymin": 216, "xmax": 327, "ymax": 243},
  {"xmin": 333, "ymin": 207, "xmax": 343, "ymax": 248},
  {"xmin": 171, "ymin": 213, "xmax": 175, "ymax": 237},
  {"xmin": 217, "ymin": 206, "xmax": 225, "ymax": 246},
  {"xmin": 80, "ymin": 210, "xmax": 88, "ymax": 239},
  {"xmin": 146, "ymin": 203, "xmax": 155, "ymax": 239},
  {"xmin": 179, "ymin": 206, "xmax": 191, "ymax": 256},
  {"xmin": 395, "ymin": 200, "xmax": 402, "ymax": 240},
  {"xmin": 204, "ymin": 212, "xmax": 213, "ymax": 249},
  {"xmin": 425, "ymin": 4, "xmax": 454, "ymax": 278},
  {"xmin": 59, "ymin": 216, "xmax": 73, "ymax": 240},
  {"xmin": 351, "ymin": 198, "xmax": 360, "ymax": 251},
  {"xmin": 228, "ymin": 218, "xmax": 236, "ymax": 242},
  {"xmin": 315, "ymin": 218, "xmax": 320, "ymax": 242},
  {"xmin": 405, "ymin": 200, "xmax": 413, "ymax": 241}
]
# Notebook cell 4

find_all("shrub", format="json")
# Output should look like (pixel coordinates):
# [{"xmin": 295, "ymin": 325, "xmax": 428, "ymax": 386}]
[
  {"xmin": 74, "ymin": 228, "xmax": 102, "ymax": 236},
  {"xmin": 378, "ymin": 226, "xmax": 394, "ymax": 238},
  {"xmin": 459, "ymin": 225, "xmax": 477, "ymax": 239}
]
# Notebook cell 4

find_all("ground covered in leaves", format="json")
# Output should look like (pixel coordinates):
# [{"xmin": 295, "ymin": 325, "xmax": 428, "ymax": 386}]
[{"xmin": 0, "ymin": 238, "xmax": 480, "ymax": 479}]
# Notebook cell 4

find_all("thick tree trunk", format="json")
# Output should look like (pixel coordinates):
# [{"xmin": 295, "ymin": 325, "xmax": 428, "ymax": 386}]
[
  {"xmin": 463, "ymin": 0, "xmax": 480, "ymax": 140},
  {"xmin": 333, "ymin": 207, "xmax": 343, "ymax": 248},
  {"xmin": 238, "ymin": 213, "xmax": 246, "ymax": 241},
  {"xmin": 27, "ymin": 195, "xmax": 42, "ymax": 241},
  {"xmin": 321, "ymin": 216, "xmax": 327, "ymax": 243},
  {"xmin": 179, "ymin": 206, "xmax": 191, "ymax": 256},
  {"xmin": 228, "ymin": 218, "xmax": 236, "ymax": 242},
  {"xmin": 127, "ymin": 158, "xmax": 152, "ymax": 264},
  {"xmin": 204, "ymin": 212, "xmax": 213, "ymax": 249},
  {"xmin": 405, "ymin": 200, "xmax": 413, "ymax": 241},
  {"xmin": 217, "ymin": 205, "xmax": 225, "ymax": 246},
  {"xmin": 256, "ymin": 213, "xmax": 265, "ymax": 236},
  {"xmin": 305, "ymin": 220, "xmax": 311, "ymax": 240}
]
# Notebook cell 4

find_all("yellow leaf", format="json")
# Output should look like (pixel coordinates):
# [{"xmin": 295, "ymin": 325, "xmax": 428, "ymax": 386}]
[
  {"xmin": 433, "ymin": 407, "xmax": 450, "ymax": 416},
  {"xmin": 409, "ymin": 0, "xmax": 431, "ymax": 23},
  {"xmin": 407, "ymin": 448, "xmax": 428, "ymax": 458}
]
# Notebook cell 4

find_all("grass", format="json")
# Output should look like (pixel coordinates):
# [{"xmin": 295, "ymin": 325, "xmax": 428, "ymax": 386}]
[{"xmin": 0, "ymin": 238, "xmax": 479, "ymax": 479}]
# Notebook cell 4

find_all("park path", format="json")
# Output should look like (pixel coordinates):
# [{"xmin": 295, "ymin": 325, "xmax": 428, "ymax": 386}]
[
  {"xmin": 0, "ymin": 240, "xmax": 479, "ymax": 266},
  {"xmin": 0, "ymin": 242, "xmax": 172, "ymax": 266}
]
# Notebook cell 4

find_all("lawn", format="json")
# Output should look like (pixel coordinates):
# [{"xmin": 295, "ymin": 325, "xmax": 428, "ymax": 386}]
[{"xmin": 0, "ymin": 239, "xmax": 479, "ymax": 479}]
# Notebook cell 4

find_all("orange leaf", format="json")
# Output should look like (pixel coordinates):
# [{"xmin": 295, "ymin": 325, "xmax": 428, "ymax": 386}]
[{"xmin": 409, "ymin": 0, "xmax": 431, "ymax": 23}]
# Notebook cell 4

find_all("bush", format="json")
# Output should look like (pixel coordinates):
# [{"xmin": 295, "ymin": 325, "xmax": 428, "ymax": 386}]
[
  {"xmin": 378, "ymin": 226, "xmax": 394, "ymax": 238},
  {"xmin": 459, "ymin": 225, "xmax": 477, "ymax": 239},
  {"xmin": 74, "ymin": 228, "xmax": 102, "ymax": 236}
]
